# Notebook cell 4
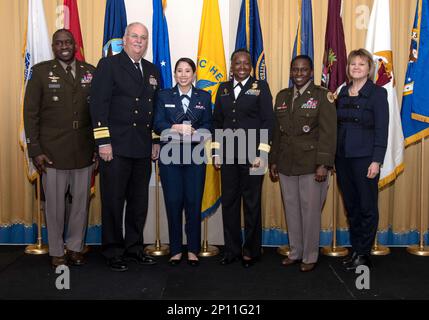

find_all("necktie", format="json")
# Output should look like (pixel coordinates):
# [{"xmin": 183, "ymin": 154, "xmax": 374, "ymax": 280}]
[
  {"xmin": 234, "ymin": 82, "xmax": 243, "ymax": 99},
  {"xmin": 134, "ymin": 62, "xmax": 143, "ymax": 81},
  {"xmin": 292, "ymin": 90, "xmax": 301, "ymax": 111},
  {"xmin": 66, "ymin": 65, "xmax": 74, "ymax": 82},
  {"xmin": 181, "ymin": 95, "xmax": 190, "ymax": 113}
]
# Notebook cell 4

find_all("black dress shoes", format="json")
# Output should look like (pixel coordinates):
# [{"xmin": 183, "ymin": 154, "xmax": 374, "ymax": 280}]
[
  {"xmin": 187, "ymin": 259, "xmax": 200, "ymax": 267},
  {"xmin": 242, "ymin": 256, "xmax": 258, "ymax": 268},
  {"xmin": 125, "ymin": 252, "xmax": 157, "ymax": 265},
  {"xmin": 344, "ymin": 254, "xmax": 372, "ymax": 271},
  {"xmin": 219, "ymin": 255, "xmax": 239, "ymax": 265},
  {"xmin": 342, "ymin": 251, "xmax": 357, "ymax": 266},
  {"xmin": 108, "ymin": 256, "xmax": 128, "ymax": 272},
  {"xmin": 169, "ymin": 258, "xmax": 182, "ymax": 266}
]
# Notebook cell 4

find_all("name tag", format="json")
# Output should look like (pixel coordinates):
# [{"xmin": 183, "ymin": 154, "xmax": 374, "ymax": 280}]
[
  {"xmin": 165, "ymin": 104, "xmax": 175, "ymax": 108},
  {"xmin": 245, "ymin": 89, "xmax": 260, "ymax": 96},
  {"xmin": 48, "ymin": 84, "xmax": 61, "ymax": 89}
]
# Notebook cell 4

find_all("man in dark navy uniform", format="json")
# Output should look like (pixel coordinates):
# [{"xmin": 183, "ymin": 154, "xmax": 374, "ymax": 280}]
[{"xmin": 90, "ymin": 22, "xmax": 160, "ymax": 272}]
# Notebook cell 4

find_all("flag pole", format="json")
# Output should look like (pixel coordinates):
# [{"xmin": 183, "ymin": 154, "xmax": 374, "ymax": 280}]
[
  {"xmin": 25, "ymin": 173, "xmax": 48, "ymax": 255},
  {"xmin": 321, "ymin": 171, "xmax": 348, "ymax": 257},
  {"xmin": 199, "ymin": 216, "xmax": 219, "ymax": 257},
  {"xmin": 407, "ymin": 137, "xmax": 429, "ymax": 256},
  {"xmin": 145, "ymin": 160, "xmax": 169, "ymax": 256}
]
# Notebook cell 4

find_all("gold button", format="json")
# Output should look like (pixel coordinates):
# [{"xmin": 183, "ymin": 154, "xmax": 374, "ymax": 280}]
[
  {"xmin": 147, "ymin": 124, "xmax": 150, "ymax": 128},
  {"xmin": 149, "ymin": 112, "xmax": 152, "ymax": 115},
  {"xmin": 136, "ymin": 98, "xmax": 140, "ymax": 101},
  {"xmin": 148, "ymin": 98, "xmax": 152, "ymax": 102},
  {"xmin": 232, "ymin": 110, "xmax": 236, "ymax": 113},
  {"xmin": 133, "ymin": 123, "xmax": 137, "ymax": 127},
  {"xmin": 233, "ymin": 119, "xmax": 236, "ymax": 122},
  {"xmin": 134, "ymin": 110, "xmax": 138, "ymax": 114}
]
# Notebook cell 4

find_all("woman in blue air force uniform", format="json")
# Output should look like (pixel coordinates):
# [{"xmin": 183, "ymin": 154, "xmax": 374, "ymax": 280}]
[{"xmin": 154, "ymin": 58, "xmax": 212, "ymax": 266}]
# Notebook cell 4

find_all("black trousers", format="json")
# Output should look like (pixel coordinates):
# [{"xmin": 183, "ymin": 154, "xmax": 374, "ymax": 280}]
[
  {"xmin": 335, "ymin": 156, "xmax": 379, "ymax": 255},
  {"xmin": 99, "ymin": 156, "xmax": 151, "ymax": 259},
  {"xmin": 220, "ymin": 163, "xmax": 264, "ymax": 259}
]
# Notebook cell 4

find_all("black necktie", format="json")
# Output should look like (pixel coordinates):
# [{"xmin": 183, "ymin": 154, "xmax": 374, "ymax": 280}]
[
  {"xmin": 234, "ymin": 82, "xmax": 243, "ymax": 89},
  {"xmin": 134, "ymin": 62, "xmax": 143, "ymax": 81},
  {"xmin": 66, "ymin": 65, "xmax": 74, "ymax": 82}
]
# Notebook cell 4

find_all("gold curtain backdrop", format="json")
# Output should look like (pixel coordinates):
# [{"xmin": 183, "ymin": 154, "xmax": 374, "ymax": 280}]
[{"xmin": 0, "ymin": 0, "xmax": 426, "ymax": 242}]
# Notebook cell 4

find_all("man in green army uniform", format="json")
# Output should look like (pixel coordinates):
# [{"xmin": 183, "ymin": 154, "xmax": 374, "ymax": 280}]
[
  {"xmin": 24, "ymin": 29, "xmax": 96, "ymax": 268},
  {"xmin": 269, "ymin": 55, "xmax": 337, "ymax": 272}
]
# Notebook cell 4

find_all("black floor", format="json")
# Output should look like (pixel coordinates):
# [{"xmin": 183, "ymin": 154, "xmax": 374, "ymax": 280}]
[{"xmin": 0, "ymin": 246, "xmax": 428, "ymax": 301}]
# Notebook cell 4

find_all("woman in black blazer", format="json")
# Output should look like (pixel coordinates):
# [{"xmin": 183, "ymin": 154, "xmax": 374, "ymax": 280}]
[
  {"xmin": 335, "ymin": 48, "xmax": 389, "ymax": 271},
  {"xmin": 154, "ymin": 58, "xmax": 212, "ymax": 266}
]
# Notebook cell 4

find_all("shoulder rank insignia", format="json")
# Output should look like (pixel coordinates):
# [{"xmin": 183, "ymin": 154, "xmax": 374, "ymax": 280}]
[{"xmin": 327, "ymin": 91, "xmax": 336, "ymax": 103}]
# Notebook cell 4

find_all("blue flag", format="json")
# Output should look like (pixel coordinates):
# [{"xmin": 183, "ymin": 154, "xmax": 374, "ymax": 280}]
[
  {"xmin": 291, "ymin": 0, "xmax": 314, "ymax": 86},
  {"xmin": 152, "ymin": 0, "xmax": 172, "ymax": 89},
  {"xmin": 235, "ymin": 0, "xmax": 266, "ymax": 80},
  {"xmin": 102, "ymin": 0, "xmax": 127, "ymax": 57},
  {"xmin": 401, "ymin": 0, "xmax": 429, "ymax": 146}
]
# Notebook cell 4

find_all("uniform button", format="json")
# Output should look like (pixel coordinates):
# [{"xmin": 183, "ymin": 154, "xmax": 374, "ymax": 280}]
[
  {"xmin": 134, "ymin": 110, "xmax": 138, "ymax": 114},
  {"xmin": 73, "ymin": 111, "xmax": 78, "ymax": 115},
  {"xmin": 147, "ymin": 124, "xmax": 150, "ymax": 128},
  {"xmin": 233, "ymin": 101, "xmax": 236, "ymax": 104},
  {"xmin": 232, "ymin": 109, "xmax": 236, "ymax": 113},
  {"xmin": 148, "ymin": 98, "xmax": 152, "ymax": 102},
  {"xmin": 356, "ymin": 105, "xmax": 360, "ymax": 109},
  {"xmin": 133, "ymin": 123, "xmax": 137, "ymax": 127},
  {"xmin": 136, "ymin": 98, "xmax": 140, "ymax": 102},
  {"xmin": 232, "ymin": 119, "xmax": 236, "ymax": 122},
  {"xmin": 354, "ymin": 118, "xmax": 359, "ymax": 122},
  {"xmin": 148, "ymin": 111, "xmax": 152, "ymax": 115}
]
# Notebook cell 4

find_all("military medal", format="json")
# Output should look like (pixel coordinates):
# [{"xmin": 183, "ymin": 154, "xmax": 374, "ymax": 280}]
[
  {"xmin": 327, "ymin": 92, "xmax": 335, "ymax": 103},
  {"xmin": 302, "ymin": 125, "xmax": 310, "ymax": 133},
  {"xmin": 149, "ymin": 75, "xmax": 158, "ymax": 86}
]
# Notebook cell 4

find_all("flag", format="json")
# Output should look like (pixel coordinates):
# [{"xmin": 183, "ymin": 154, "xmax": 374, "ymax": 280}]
[
  {"xmin": 365, "ymin": 0, "xmax": 404, "ymax": 188},
  {"xmin": 64, "ymin": 0, "xmax": 85, "ymax": 61},
  {"xmin": 19, "ymin": 0, "xmax": 53, "ymax": 182},
  {"xmin": 292, "ymin": 0, "xmax": 314, "ymax": 59},
  {"xmin": 152, "ymin": 0, "xmax": 172, "ymax": 89},
  {"xmin": 401, "ymin": 0, "xmax": 429, "ymax": 145},
  {"xmin": 321, "ymin": 0, "xmax": 347, "ymax": 93},
  {"xmin": 102, "ymin": 0, "xmax": 127, "ymax": 57},
  {"xmin": 235, "ymin": 0, "xmax": 267, "ymax": 80},
  {"xmin": 291, "ymin": 0, "xmax": 314, "ymax": 86},
  {"xmin": 196, "ymin": 0, "xmax": 227, "ymax": 219}
]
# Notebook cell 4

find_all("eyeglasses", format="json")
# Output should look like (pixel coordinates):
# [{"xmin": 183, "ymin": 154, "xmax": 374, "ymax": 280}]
[{"xmin": 127, "ymin": 33, "xmax": 148, "ymax": 41}]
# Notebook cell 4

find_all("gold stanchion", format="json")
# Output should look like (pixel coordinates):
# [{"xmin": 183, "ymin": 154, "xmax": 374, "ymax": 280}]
[
  {"xmin": 25, "ymin": 174, "xmax": 48, "ymax": 255},
  {"xmin": 199, "ymin": 217, "xmax": 219, "ymax": 257},
  {"xmin": 321, "ymin": 172, "xmax": 348, "ymax": 257},
  {"xmin": 145, "ymin": 161, "xmax": 170, "ymax": 256},
  {"xmin": 371, "ymin": 233, "xmax": 390, "ymax": 255},
  {"xmin": 408, "ymin": 138, "xmax": 429, "ymax": 256}
]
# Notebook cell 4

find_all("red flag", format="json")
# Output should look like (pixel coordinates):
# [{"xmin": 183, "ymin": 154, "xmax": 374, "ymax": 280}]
[
  {"xmin": 64, "ymin": 0, "xmax": 85, "ymax": 61},
  {"xmin": 321, "ymin": 0, "xmax": 347, "ymax": 92}
]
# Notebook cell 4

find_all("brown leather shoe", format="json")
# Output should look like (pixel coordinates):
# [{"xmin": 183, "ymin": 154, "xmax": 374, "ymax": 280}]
[
  {"xmin": 300, "ymin": 262, "xmax": 316, "ymax": 272},
  {"xmin": 51, "ymin": 255, "xmax": 68, "ymax": 268},
  {"xmin": 67, "ymin": 250, "xmax": 85, "ymax": 266},
  {"xmin": 281, "ymin": 257, "xmax": 299, "ymax": 266}
]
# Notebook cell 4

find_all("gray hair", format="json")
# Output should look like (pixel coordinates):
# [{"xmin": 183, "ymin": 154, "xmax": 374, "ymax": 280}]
[{"xmin": 123, "ymin": 22, "xmax": 148, "ymax": 38}]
